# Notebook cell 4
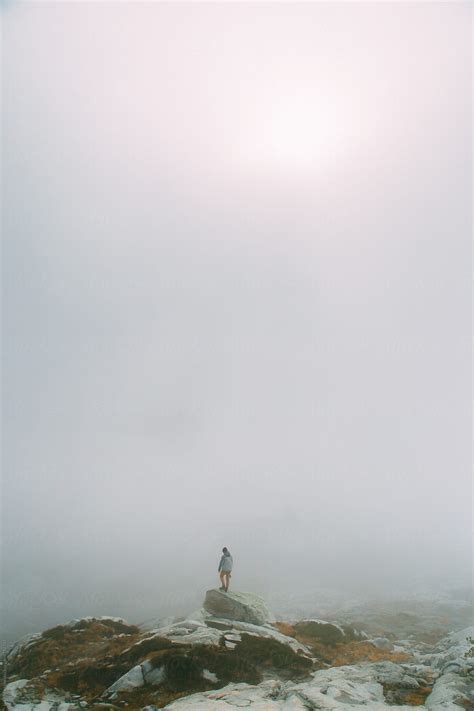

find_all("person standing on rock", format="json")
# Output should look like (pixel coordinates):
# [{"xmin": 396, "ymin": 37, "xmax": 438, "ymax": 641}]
[{"xmin": 218, "ymin": 547, "xmax": 233, "ymax": 592}]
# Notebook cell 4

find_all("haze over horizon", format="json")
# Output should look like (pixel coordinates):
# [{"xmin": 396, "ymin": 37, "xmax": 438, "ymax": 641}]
[{"xmin": 2, "ymin": 2, "xmax": 472, "ymax": 643}]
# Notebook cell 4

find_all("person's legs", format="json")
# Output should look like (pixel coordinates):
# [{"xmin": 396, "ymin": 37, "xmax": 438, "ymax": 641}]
[
  {"xmin": 224, "ymin": 572, "xmax": 231, "ymax": 592},
  {"xmin": 219, "ymin": 571, "xmax": 226, "ymax": 590}
]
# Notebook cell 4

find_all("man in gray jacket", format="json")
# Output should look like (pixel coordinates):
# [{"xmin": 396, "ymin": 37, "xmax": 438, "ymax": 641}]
[{"xmin": 218, "ymin": 547, "xmax": 233, "ymax": 592}]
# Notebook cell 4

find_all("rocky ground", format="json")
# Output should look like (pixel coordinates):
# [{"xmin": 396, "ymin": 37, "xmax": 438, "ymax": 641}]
[{"xmin": 1, "ymin": 589, "xmax": 473, "ymax": 710}]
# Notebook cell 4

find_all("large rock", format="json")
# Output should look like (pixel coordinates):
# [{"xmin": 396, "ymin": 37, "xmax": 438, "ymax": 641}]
[
  {"xmin": 294, "ymin": 618, "xmax": 361, "ymax": 645},
  {"xmin": 105, "ymin": 664, "xmax": 144, "ymax": 698},
  {"xmin": 425, "ymin": 670, "xmax": 474, "ymax": 709},
  {"xmin": 147, "ymin": 614, "xmax": 310, "ymax": 656},
  {"xmin": 204, "ymin": 589, "xmax": 275, "ymax": 626},
  {"xmin": 162, "ymin": 662, "xmax": 423, "ymax": 709}
]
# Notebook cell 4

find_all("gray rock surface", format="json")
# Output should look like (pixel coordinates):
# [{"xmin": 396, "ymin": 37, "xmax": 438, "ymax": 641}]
[
  {"xmin": 425, "ymin": 670, "xmax": 474, "ymax": 709},
  {"xmin": 293, "ymin": 618, "xmax": 347, "ymax": 644},
  {"xmin": 105, "ymin": 664, "xmax": 144, "ymax": 698},
  {"xmin": 144, "ymin": 613, "xmax": 310, "ymax": 655},
  {"xmin": 203, "ymin": 589, "xmax": 275, "ymax": 626},
  {"xmin": 159, "ymin": 633, "xmax": 474, "ymax": 709},
  {"xmin": 161, "ymin": 663, "xmax": 420, "ymax": 709},
  {"xmin": 371, "ymin": 637, "xmax": 394, "ymax": 651}
]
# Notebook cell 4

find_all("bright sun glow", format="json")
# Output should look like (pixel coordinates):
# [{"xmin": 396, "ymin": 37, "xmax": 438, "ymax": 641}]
[
  {"xmin": 239, "ymin": 96, "xmax": 360, "ymax": 176},
  {"xmin": 267, "ymin": 109, "xmax": 341, "ymax": 165}
]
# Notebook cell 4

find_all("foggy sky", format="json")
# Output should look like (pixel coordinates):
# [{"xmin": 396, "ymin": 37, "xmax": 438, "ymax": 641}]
[{"xmin": 2, "ymin": 2, "xmax": 472, "ymax": 641}]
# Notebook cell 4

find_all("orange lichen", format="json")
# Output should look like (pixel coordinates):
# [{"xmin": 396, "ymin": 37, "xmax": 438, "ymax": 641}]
[
  {"xmin": 329, "ymin": 641, "xmax": 410, "ymax": 666},
  {"xmin": 274, "ymin": 622, "xmax": 409, "ymax": 666}
]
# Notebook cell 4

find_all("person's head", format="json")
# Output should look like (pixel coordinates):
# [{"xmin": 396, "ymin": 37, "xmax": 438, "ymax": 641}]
[{"xmin": 222, "ymin": 547, "xmax": 229, "ymax": 554}]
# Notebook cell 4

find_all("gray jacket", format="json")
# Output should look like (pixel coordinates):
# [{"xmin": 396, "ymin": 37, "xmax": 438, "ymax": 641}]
[{"xmin": 218, "ymin": 552, "xmax": 233, "ymax": 573}]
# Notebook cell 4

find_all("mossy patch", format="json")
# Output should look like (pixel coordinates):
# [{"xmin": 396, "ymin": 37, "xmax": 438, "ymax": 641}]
[
  {"xmin": 145, "ymin": 644, "xmax": 261, "ymax": 689},
  {"xmin": 10, "ymin": 620, "xmax": 143, "ymax": 682},
  {"xmin": 72, "ymin": 618, "xmax": 139, "ymax": 636},
  {"xmin": 293, "ymin": 621, "xmax": 345, "ymax": 645},
  {"xmin": 109, "ymin": 685, "xmax": 192, "ymax": 709},
  {"xmin": 382, "ymin": 682, "xmax": 432, "ymax": 706},
  {"xmin": 47, "ymin": 637, "xmax": 174, "ymax": 698},
  {"xmin": 235, "ymin": 634, "xmax": 313, "ymax": 678},
  {"xmin": 274, "ymin": 622, "xmax": 410, "ymax": 667},
  {"xmin": 118, "ymin": 635, "xmax": 174, "ymax": 665},
  {"xmin": 49, "ymin": 663, "xmax": 130, "ymax": 697},
  {"xmin": 105, "ymin": 637, "xmax": 298, "ymax": 702},
  {"xmin": 42, "ymin": 625, "xmax": 69, "ymax": 641}
]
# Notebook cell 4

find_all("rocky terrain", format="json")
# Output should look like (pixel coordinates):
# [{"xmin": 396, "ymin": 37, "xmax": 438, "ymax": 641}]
[{"xmin": 1, "ymin": 589, "xmax": 473, "ymax": 710}]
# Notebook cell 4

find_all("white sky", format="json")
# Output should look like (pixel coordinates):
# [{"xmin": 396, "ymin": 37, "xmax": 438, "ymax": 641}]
[{"xmin": 2, "ymin": 1, "xmax": 472, "ymax": 639}]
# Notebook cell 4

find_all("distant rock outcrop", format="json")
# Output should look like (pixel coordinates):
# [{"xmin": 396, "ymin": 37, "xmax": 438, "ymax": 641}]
[
  {"xmin": 293, "ymin": 619, "xmax": 364, "ymax": 645},
  {"xmin": 203, "ymin": 589, "xmax": 275, "ymax": 626}
]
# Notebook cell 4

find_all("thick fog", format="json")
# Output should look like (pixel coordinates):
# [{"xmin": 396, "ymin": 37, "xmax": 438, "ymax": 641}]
[{"xmin": 2, "ymin": 2, "xmax": 471, "ymax": 643}]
